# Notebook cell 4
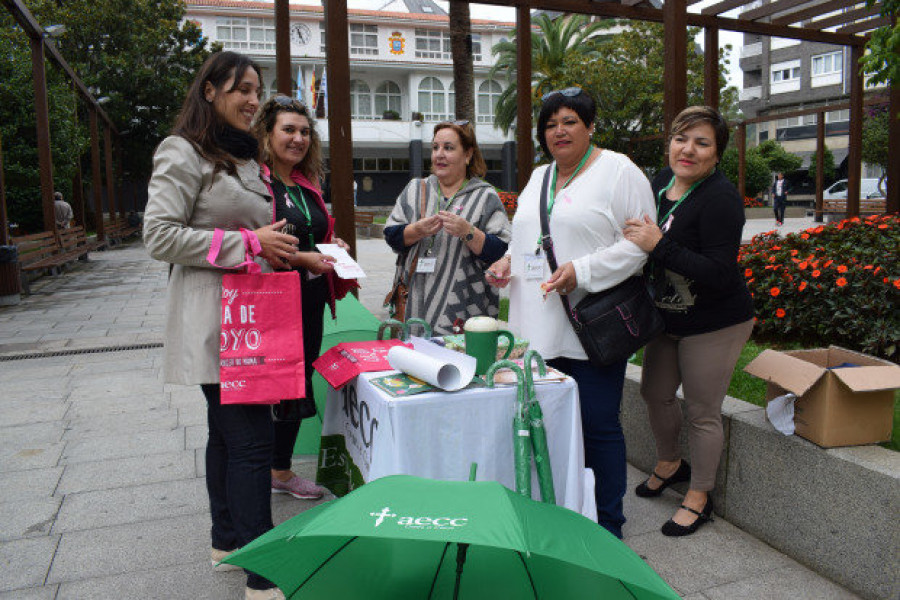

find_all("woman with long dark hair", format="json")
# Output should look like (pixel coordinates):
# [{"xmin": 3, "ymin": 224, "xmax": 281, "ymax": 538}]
[{"xmin": 144, "ymin": 51, "xmax": 295, "ymax": 600}]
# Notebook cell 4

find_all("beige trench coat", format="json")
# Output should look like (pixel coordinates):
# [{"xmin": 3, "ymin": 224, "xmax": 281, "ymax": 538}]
[{"xmin": 144, "ymin": 136, "xmax": 273, "ymax": 385}]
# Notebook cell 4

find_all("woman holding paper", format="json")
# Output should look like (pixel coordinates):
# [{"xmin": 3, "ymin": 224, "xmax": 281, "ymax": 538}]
[
  {"xmin": 485, "ymin": 88, "xmax": 655, "ymax": 538},
  {"xmin": 384, "ymin": 120, "xmax": 511, "ymax": 334},
  {"xmin": 144, "ymin": 52, "xmax": 296, "ymax": 599},
  {"xmin": 252, "ymin": 94, "xmax": 356, "ymax": 501}
]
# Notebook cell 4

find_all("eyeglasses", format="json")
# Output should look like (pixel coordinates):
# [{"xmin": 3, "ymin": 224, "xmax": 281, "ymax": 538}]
[{"xmin": 541, "ymin": 87, "xmax": 583, "ymax": 102}]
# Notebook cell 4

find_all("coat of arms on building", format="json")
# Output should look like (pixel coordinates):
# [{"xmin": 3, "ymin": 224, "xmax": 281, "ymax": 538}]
[{"xmin": 388, "ymin": 32, "xmax": 405, "ymax": 55}]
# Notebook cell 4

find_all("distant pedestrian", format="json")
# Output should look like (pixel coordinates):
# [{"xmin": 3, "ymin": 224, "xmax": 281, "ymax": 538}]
[
  {"xmin": 772, "ymin": 172, "xmax": 788, "ymax": 226},
  {"xmin": 54, "ymin": 192, "xmax": 73, "ymax": 229}
]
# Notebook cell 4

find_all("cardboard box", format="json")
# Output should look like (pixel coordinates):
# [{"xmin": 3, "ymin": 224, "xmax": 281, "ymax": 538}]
[{"xmin": 744, "ymin": 346, "xmax": 900, "ymax": 447}]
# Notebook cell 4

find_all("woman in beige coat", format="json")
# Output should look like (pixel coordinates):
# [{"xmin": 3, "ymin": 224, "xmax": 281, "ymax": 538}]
[{"xmin": 143, "ymin": 51, "xmax": 296, "ymax": 600}]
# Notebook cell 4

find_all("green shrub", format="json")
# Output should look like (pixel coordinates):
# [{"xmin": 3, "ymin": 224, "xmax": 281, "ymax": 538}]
[{"xmin": 739, "ymin": 214, "xmax": 900, "ymax": 360}]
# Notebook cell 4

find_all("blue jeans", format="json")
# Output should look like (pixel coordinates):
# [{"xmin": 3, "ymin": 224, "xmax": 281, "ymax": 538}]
[
  {"xmin": 202, "ymin": 384, "xmax": 275, "ymax": 590},
  {"xmin": 547, "ymin": 357, "xmax": 628, "ymax": 539}
]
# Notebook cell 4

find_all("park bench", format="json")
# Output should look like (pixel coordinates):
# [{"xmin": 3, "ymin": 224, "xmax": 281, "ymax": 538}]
[
  {"xmin": 103, "ymin": 217, "xmax": 141, "ymax": 245},
  {"xmin": 11, "ymin": 226, "xmax": 106, "ymax": 293},
  {"xmin": 354, "ymin": 211, "xmax": 375, "ymax": 238},
  {"xmin": 820, "ymin": 198, "xmax": 886, "ymax": 222},
  {"xmin": 57, "ymin": 225, "xmax": 107, "ymax": 259}
]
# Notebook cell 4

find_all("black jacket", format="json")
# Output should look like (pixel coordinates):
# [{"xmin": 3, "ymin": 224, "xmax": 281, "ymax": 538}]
[{"xmin": 649, "ymin": 168, "xmax": 754, "ymax": 336}]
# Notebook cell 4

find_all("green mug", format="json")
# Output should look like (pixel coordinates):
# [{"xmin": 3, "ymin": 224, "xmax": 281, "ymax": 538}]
[{"xmin": 464, "ymin": 316, "xmax": 515, "ymax": 375}]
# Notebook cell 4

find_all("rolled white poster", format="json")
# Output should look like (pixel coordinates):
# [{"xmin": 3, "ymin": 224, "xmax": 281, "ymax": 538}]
[{"xmin": 386, "ymin": 337, "xmax": 476, "ymax": 391}]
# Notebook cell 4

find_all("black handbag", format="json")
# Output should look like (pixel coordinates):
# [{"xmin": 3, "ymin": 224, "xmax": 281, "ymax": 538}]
[{"xmin": 538, "ymin": 165, "xmax": 664, "ymax": 367}]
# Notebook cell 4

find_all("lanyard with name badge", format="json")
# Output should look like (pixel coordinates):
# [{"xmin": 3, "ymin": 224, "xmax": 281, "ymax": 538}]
[
  {"xmin": 655, "ymin": 173, "xmax": 710, "ymax": 231},
  {"xmin": 535, "ymin": 146, "xmax": 594, "ymax": 253},
  {"xmin": 276, "ymin": 173, "xmax": 315, "ymax": 250},
  {"xmin": 421, "ymin": 179, "xmax": 468, "ymax": 273}
]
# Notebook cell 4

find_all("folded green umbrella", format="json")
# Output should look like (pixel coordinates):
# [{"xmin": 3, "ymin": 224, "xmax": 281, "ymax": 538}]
[
  {"xmin": 485, "ymin": 359, "xmax": 531, "ymax": 498},
  {"xmin": 223, "ymin": 475, "xmax": 680, "ymax": 600},
  {"xmin": 523, "ymin": 350, "xmax": 555, "ymax": 505}
]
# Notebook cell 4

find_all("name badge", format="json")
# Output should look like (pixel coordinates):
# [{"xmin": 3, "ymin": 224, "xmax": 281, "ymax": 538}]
[
  {"xmin": 524, "ymin": 253, "xmax": 545, "ymax": 281},
  {"xmin": 418, "ymin": 257, "xmax": 437, "ymax": 273}
]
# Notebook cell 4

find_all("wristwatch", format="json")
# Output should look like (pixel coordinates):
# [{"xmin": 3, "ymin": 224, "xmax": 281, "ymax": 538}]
[{"xmin": 462, "ymin": 224, "xmax": 475, "ymax": 242}]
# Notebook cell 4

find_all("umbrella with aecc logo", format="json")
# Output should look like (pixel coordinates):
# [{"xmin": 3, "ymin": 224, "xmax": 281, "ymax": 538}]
[{"xmin": 222, "ymin": 474, "xmax": 679, "ymax": 599}]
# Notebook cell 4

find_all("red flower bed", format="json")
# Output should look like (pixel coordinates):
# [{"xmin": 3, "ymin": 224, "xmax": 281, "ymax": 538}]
[
  {"xmin": 739, "ymin": 214, "xmax": 899, "ymax": 360},
  {"xmin": 497, "ymin": 190, "xmax": 518, "ymax": 217},
  {"xmin": 744, "ymin": 196, "xmax": 764, "ymax": 208}
]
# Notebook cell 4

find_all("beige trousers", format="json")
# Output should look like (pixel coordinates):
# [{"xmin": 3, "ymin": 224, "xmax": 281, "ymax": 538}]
[{"xmin": 640, "ymin": 319, "xmax": 754, "ymax": 491}]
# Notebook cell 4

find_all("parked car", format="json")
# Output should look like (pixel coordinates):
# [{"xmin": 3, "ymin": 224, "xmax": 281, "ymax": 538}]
[{"xmin": 823, "ymin": 178, "xmax": 886, "ymax": 200}]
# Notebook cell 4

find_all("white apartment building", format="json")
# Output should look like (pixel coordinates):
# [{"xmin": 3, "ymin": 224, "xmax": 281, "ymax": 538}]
[{"xmin": 185, "ymin": 0, "xmax": 517, "ymax": 204}]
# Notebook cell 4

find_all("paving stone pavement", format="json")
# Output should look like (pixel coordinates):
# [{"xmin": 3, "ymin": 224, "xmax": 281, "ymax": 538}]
[{"xmin": 0, "ymin": 231, "xmax": 863, "ymax": 599}]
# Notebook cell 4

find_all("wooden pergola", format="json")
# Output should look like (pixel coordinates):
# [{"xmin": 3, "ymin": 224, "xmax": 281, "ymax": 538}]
[
  {"xmin": 1, "ymin": 0, "xmax": 120, "ymax": 244},
  {"xmin": 285, "ymin": 0, "xmax": 896, "ymax": 256}
]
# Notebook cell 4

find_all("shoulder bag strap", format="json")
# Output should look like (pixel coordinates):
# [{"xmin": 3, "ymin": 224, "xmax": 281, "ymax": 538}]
[
  {"xmin": 538, "ymin": 166, "xmax": 582, "ymax": 331},
  {"xmin": 403, "ymin": 178, "xmax": 429, "ymax": 283}
]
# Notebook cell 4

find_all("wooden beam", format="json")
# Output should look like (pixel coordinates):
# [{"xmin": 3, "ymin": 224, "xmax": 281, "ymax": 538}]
[
  {"xmin": 837, "ymin": 15, "xmax": 890, "ymax": 35},
  {"xmin": 815, "ymin": 112, "xmax": 825, "ymax": 220},
  {"xmin": 323, "ymin": 0, "xmax": 356, "ymax": 259},
  {"xmin": 740, "ymin": 0, "xmax": 823, "ymax": 22},
  {"xmin": 31, "ymin": 36, "xmax": 56, "ymax": 233},
  {"xmin": 516, "ymin": 5, "xmax": 532, "ymax": 193},
  {"xmin": 845, "ymin": 44, "xmax": 863, "ymax": 218},
  {"xmin": 664, "ymin": 0, "xmax": 688, "ymax": 140},
  {"xmin": 771, "ymin": 0, "xmax": 849, "ymax": 26},
  {"xmin": 701, "ymin": 0, "xmax": 749, "ymax": 17},
  {"xmin": 887, "ymin": 83, "xmax": 899, "ymax": 214},
  {"xmin": 739, "ymin": 94, "xmax": 885, "ymax": 125},
  {"xmin": 807, "ymin": 4, "xmax": 880, "ymax": 31},
  {"xmin": 737, "ymin": 123, "xmax": 746, "ymax": 199},
  {"xmin": 274, "ymin": 0, "xmax": 292, "ymax": 95},
  {"xmin": 704, "ymin": 27, "xmax": 719, "ymax": 110}
]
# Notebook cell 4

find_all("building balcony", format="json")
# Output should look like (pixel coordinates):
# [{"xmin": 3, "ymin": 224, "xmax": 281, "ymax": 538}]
[
  {"xmin": 740, "ymin": 42, "xmax": 762, "ymax": 58},
  {"xmin": 740, "ymin": 86, "xmax": 762, "ymax": 101}
]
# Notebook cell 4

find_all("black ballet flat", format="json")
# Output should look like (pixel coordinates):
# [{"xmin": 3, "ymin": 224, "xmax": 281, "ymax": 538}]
[
  {"xmin": 661, "ymin": 497, "xmax": 714, "ymax": 537},
  {"xmin": 635, "ymin": 460, "xmax": 691, "ymax": 498}
]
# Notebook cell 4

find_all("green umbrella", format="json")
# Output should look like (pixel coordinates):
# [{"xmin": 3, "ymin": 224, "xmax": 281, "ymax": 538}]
[
  {"xmin": 223, "ymin": 474, "xmax": 680, "ymax": 600},
  {"xmin": 523, "ymin": 350, "xmax": 555, "ymax": 505},
  {"xmin": 485, "ymin": 359, "xmax": 531, "ymax": 498}
]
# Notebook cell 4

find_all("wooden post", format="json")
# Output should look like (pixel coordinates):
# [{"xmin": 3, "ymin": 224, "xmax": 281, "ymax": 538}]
[
  {"xmin": 31, "ymin": 36, "xmax": 56, "ymax": 233},
  {"xmin": 274, "ymin": 0, "xmax": 292, "ymax": 95},
  {"xmin": 89, "ymin": 110, "xmax": 105, "ymax": 242},
  {"xmin": 104, "ymin": 126, "xmax": 117, "ymax": 222},
  {"xmin": 72, "ymin": 166, "xmax": 85, "ymax": 228},
  {"xmin": 324, "ymin": 0, "xmax": 356, "ymax": 258},
  {"xmin": 737, "ymin": 123, "xmax": 746, "ymax": 200},
  {"xmin": 887, "ymin": 80, "xmax": 899, "ymax": 214},
  {"xmin": 516, "ymin": 5, "xmax": 532, "ymax": 192},
  {"xmin": 845, "ymin": 44, "xmax": 863, "ymax": 218},
  {"xmin": 0, "ymin": 132, "xmax": 8, "ymax": 245},
  {"xmin": 815, "ymin": 110, "xmax": 825, "ymax": 221},
  {"xmin": 663, "ymin": 0, "xmax": 687, "ymax": 140},
  {"xmin": 704, "ymin": 27, "xmax": 719, "ymax": 111}
]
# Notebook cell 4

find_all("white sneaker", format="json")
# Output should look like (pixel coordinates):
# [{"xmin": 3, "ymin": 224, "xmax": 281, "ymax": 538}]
[
  {"xmin": 245, "ymin": 587, "xmax": 286, "ymax": 600},
  {"xmin": 210, "ymin": 547, "xmax": 241, "ymax": 572}
]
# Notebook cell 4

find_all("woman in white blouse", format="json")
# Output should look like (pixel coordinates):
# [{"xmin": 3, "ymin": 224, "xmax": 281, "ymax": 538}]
[{"xmin": 487, "ymin": 87, "xmax": 655, "ymax": 539}]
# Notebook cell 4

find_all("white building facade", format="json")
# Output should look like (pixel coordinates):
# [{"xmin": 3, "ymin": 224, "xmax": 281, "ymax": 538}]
[{"xmin": 185, "ymin": 0, "xmax": 517, "ymax": 204}]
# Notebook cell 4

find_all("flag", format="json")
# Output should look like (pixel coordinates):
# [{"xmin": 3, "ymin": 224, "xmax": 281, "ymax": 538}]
[
  {"xmin": 297, "ymin": 65, "xmax": 305, "ymax": 104},
  {"xmin": 310, "ymin": 68, "xmax": 317, "ymax": 109},
  {"xmin": 320, "ymin": 67, "xmax": 328, "ymax": 118}
]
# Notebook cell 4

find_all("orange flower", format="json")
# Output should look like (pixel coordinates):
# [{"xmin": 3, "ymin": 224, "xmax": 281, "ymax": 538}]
[
  {"xmin": 798, "ymin": 261, "xmax": 808, "ymax": 270},
  {"xmin": 837, "ymin": 265, "xmax": 848, "ymax": 273},
  {"xmin": 744, "ymin": 268, "xmax": 753, "ymax": 277},
  {"xmin": 878, "ymin": 224, "xmax": 888, "ymax": 229},
  {"xmin": 836, "ymin": 277, "xmax": 848, "ymax": 287},
  {"xmin": 814, "ymin": 227, "xmax": 824, "ymax": 233},
  {"xmin": 790, "ymin": 249, "xmax": 798, "ymax": 256},
  {"xmin": 800, "ymin": 233, "xmax": 809, "ymax": 240},
  {"xmin": 894, "ymin": 279, "xmax": 900, "ymax": 290},
  {"xmin": 775, "ymin": 308, "xmax": 786, "ymax": 318},
  {"xmin": 811, "ymin": 270, "xmax": 821, "ymax": 278},
  {"xmin": 823, "ymin": 260, "xmax": 833, "ymax": 268},
  {"xmin": 798, "ymin": 281, "xmax": 807, "ymax": 291},
  {"xmin": 772, "ymin": 245, "xmax": 781, "ymax": 251},
  {"xmin": 770, "ymin": 287, "xmax": 780, "ymax": 297}
]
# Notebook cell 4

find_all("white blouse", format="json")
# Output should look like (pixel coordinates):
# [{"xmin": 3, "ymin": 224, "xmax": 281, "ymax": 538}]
[{"xmin": 507, "ymin": 149, "xmax": 656, "ymax": 361}]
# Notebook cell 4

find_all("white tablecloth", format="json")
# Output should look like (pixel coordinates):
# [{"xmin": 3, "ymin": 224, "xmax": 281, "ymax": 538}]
[{"xmin": 317, "ymin": 373, "xmax": 597, "ymax": 519}]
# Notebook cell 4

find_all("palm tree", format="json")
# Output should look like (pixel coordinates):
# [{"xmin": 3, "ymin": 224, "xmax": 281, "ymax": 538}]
[
  {"xmin": 449, "ymin": 2, "xmax": 475, "ymax": 121},
  {"xmin": 489, "ymin": 14, "xmax": 612, "ymax": 134}
]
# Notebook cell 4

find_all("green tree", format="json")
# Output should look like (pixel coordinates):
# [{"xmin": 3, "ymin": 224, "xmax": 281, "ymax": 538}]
[
  {"xmin": 0, "ymin": 24, "xmax": 89, "ymax": 232},
  {"xmin": 719, "ymin": 145, "xmax": 771, "ymax": 197},
  {"xmin": 559, "ymin": 22, "xmax": 740, "ymax": 170},
  {"xmin": 861, "ymin": 105, "xmax": 889, "ymax": 194},
  {"xmin": 489, "ymin": 14, "xmax": 611, "ymax": 134},
  {"xmin": 755, "ymin": 140, "xmax": 802, "ymax": 175},
  {"xmin": 28, "ymin": 0, "xmax": 215, "ymax": 184},
  {"xmin": 807, "ymin": 146, "xmax": 836, "ymax": 185},
  {"xmin": 860, "ymin": 0, "xmax": 899, "ymax": 89}
]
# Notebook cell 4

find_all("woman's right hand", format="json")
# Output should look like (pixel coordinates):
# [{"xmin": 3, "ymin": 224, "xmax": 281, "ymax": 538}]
[
  {"xmin": 290, "ymin": 251, "xmax": 336, "ymax": 274},
  {"xmin": 255, "ymin": 219, "xmax": 299, "ymax": 270},
  {"xmin": 403, "ymin": 214, "xmax": 443, "ymax": 245},
  {"xmin": 486, "ymin": 255, "xmax": 512, "ymax": 288}
]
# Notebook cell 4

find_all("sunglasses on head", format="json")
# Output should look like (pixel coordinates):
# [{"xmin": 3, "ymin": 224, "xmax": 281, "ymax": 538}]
[
  {"xmin": 441, "ymin": 119, "xmax": 470, "ymax": 127},
  {"xmin": 272, "ymin": 95, "xmax": 304, "ymax": 109},
  {"xmin": 541, "ymin": 87, "xmax": 583, "ymax": 102}
]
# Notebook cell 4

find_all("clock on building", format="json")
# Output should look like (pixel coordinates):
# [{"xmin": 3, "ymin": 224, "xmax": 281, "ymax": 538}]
[{"xmin": 291, "ymin": 23, "xmax": 311, "ymax": 46}]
